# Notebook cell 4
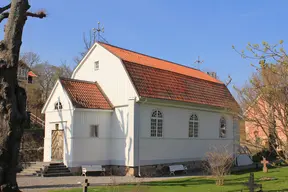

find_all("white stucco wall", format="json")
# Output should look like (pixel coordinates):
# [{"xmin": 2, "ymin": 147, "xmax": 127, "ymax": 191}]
[
  {"xmin": 138, "ymin": 103, "xmax": 236, "ymax": 165},
  {"xmin": 71, "ymin": 43, "xmax": 138, "ymax": 106},
  {"xmin": 43, "ymin": 82, "xmax": 74, "ymax": 167},
  {"xmin": 71, "ymin": 109, "xmax": 112, "ymax": 167}
]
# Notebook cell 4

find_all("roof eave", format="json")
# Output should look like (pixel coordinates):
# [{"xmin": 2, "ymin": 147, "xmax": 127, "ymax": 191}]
[{"xmin": 138, "ymin": 96, "xmax": 239, "ymax": 114}]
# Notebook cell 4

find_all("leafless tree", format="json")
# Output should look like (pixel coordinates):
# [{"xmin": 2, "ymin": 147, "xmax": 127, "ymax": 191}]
[
  {"xmin": 0, "ymin": 0, "xmax": 46, "ymax": 191},
  {"xmin": 234, "ymin": 41, "xmax": 288, "ymax": 162},
  {"xmin": 203, "ymin": 145, "xmax": 234, "ymax": 186},
  {"xmin": 32, "ymin": 62, "xmax": 57, "ymax": 101},
  {"xmin": 20, "ymin": 51, "xmax": 40, "ymax": 68},
  {"xmin": 32, "ymin": 61, "xmax": 72, "ymax": 103},
  {"xmin": 58, "ymin": 60, "xmax": 73, "ymax": 78},
  {"xmin": 74, "ymin": 29, "xmax": 96, "ymax": 64}
]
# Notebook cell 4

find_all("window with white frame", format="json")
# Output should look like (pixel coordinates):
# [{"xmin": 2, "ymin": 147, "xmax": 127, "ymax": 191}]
[
  {"xmin": 189, "ymin": 114, "xmax": 199, "ymax": 138},
  {"xmin": 90, "ymin": 125, "xmax": 99, "ymax": 137},
  {"xmin": 151, "ymin": 110, "xmax": 163, "ymax": 137},
  {"xmin": 94, "ymin": 61, "xmax": 99, "ymax": 71},
  {"xmin": 54, "ymin": 101, "xmax": 63, "ymax": 110},
  {"xmin": 219, "ymin": 117, "xmax": 226, "ymax": 138}
]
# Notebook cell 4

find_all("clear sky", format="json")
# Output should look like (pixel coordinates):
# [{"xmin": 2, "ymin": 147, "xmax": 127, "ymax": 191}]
[{"xmin": 1, "ymin": 0, "xmax": 288, "ymax": 96}]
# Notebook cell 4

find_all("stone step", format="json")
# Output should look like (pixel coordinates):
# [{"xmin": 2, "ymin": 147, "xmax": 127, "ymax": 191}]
[
  {"xmin": 46, "ymin": 166, "xmax": 68, "ymax": 170},
  {"xmin": 45, "ymin": 169, "xmax": 70, "ymax": 173},
  {"xmin": 46, "ymin": 167, "xmax": 68, "ymax": 171},
  {"xmin": 19, "ymin": 162, "xmax": 72, "ymax": 177},
  {"xmin": 49, "ymin": 163, "xmax": 65, "ymax": 166}
]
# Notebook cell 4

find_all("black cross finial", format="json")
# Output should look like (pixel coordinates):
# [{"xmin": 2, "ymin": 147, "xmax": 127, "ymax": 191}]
[
  {"xmin": 194, "ymin": 56, "xmax": 204, "ymax": 70},
  {"xmin": 92, "ymin": 22, "xmax": 105, "ymax": 42}
]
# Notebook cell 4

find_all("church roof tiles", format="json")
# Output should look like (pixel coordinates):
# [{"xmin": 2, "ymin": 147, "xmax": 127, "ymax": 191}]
[
  {"xmin": 100, "ymin": 42, "xmax": 238, "ymax": 110},
  {"xmin": 60, "ymin": 78, "xmax": 113, "ymax": 110}
]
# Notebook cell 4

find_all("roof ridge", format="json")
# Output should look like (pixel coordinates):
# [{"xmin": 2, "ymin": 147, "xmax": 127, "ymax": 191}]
[
  {"xmin": 59, "ymin": 77, "xmax": 97, "ymax": 84},
  {"xmin": 99, "ymin": 42, "xmax": 203, "ymax": 72}
]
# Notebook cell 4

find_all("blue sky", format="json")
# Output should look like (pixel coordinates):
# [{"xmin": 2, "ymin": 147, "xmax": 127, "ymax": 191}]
[{"xmin": 1, "ymin": 0, "xmax": 288, "ymax": 95}]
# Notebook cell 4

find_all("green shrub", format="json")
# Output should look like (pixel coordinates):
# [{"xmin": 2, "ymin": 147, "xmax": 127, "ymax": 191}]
[{"xmin": 252, "ymin": 149, "xmax": 277, "ymax": 162}]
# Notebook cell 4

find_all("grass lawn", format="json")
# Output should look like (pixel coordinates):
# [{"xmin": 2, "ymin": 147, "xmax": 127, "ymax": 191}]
[{"xmin": 50, "ymin": 167, "xmax": 288, "ymax": 192}]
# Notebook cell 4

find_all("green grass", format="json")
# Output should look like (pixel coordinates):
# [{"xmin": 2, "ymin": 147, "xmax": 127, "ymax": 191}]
[{"xmin": 50, "ymin": 167, "xmax": 288, "ymax": 192}]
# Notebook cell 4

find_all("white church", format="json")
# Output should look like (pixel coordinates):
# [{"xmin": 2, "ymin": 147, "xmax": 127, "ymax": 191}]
[{"xmin": 41, "ymin": 42, "xmax": 240, "ymax": 176}]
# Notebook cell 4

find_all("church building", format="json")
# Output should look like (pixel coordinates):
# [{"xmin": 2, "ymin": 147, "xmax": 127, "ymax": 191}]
[{"xmin": 41, "ymin": 42, "xmax": 239, "ymax": 175}]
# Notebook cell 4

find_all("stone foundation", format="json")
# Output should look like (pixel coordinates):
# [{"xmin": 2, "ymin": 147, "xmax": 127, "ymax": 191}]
[
  {"xmin": 69, "ymin": 160, "xmax": 205, "ymax": 176},
  {"xmin": 69, "ymin": 167, "xmax": 82, "ymax": 175}
]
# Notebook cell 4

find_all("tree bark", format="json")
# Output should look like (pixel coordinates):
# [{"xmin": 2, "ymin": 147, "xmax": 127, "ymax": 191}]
[{"xmin": 0, "ymin": 1, "xmax": 32, "ymax": 191}]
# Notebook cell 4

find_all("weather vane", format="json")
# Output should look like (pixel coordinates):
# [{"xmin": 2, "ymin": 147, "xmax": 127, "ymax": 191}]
[
  {"xmin": 92, "ymin": 22, "xmax": 105, "ymax": 42},
  {"xmin": 194, "ymin": 56, "xmax": 204, "ymax": 70}
]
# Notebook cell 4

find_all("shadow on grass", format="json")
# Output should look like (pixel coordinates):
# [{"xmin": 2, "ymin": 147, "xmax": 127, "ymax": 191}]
[
  {"xmin": 140, "ymin": 176, "xmax": 249, "ymax": 187},
  {"xmin": 20, "ymin": 184, "xmax": 80, "ymax": 189},
  {"xmin": 231, "ymin": 165, "xmax": 279, "ymax": 175}
]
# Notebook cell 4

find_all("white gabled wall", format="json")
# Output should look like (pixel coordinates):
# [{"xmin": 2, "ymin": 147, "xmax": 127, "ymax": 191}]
[
  {"xmin": 72, "ymin": 43, "xmax": 138, "ymax": 106},
  {"xmin": 43, "ymin": 82, "xmax": 74, "ymax": 167},
  {"xmin": 138, "ymin": 103, "xmax": 236, "ymax": 165},
  {"xmin": 71, "ymin": 43, "xmax": 139, "ymax": 167}
]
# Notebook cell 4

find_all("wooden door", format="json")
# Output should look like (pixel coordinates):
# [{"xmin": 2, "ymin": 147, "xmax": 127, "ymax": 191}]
[{"xmin": 51, "ymin": 130, "xmax": 64, "ymax": 161}]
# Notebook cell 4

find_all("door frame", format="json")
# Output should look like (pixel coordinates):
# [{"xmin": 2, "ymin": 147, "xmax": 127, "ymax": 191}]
[{"xmin": 50, "ymin": 121, "xmax": 67, "ymax": 161}]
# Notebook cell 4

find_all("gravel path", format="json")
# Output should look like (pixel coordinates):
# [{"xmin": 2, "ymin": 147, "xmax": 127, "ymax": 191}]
[{"xmin": 18, "ymin": 175, "xmax": 196, "ymax": 192}]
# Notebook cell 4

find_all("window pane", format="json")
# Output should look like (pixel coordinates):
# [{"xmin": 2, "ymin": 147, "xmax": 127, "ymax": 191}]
[
  {"xmin": 157, "ymin": 119, "xmax": 163, "ymax": 137},
  {"xmin": 94, "ymin": 61, "xmax": 99, "ymax": 71},
  {"xmin": 59, "ymin": 102, "xmax": 63, "ymax": 109},
  {"xmin": 194, "ymin": 122, "xmax": 199, "ymax": 137},
  {"xmin": 189, "ymin": 122, "xmax": 194, "ymax": 137},
  {"xmin": 152, "ymin": 111, "xmax": 157, "ymax": 117},
  {"xmin": 151, "ymin": 119, "xmax": 157, "ymax": 137},
  {"xmin": 90, "ymin": 125, "xmax": 99, "ymax": 137},
  {"xmin": 157, "ymin": 111, "xmax": 162, "ymax": 118},
  {"xmin": 95, "ymin": 126, "xmax": 98, "ymax": 137},
  {"xmin": 219, "ymin": 117, "xmax": 226, "ymax": 138},
  {"xmin": 189, "ymin": 114, "xmax": 199, "ymax": 138}
]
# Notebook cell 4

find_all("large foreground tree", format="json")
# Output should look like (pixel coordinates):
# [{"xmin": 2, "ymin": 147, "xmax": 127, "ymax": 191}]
[{"xmin": 0, "ymin": 1, "xmax": 45, "ymax": 191}]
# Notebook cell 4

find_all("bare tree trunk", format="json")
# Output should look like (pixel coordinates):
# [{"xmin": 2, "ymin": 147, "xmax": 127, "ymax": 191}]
[
  {"xmin": 0, "ymin": 1, "xmax": 45, "ymax": 191},
  {"xmin": 0, "ymin": 1, "xmax": 30, "ymax": 191}
]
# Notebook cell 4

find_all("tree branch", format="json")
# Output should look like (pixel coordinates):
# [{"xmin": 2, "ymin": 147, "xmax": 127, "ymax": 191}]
[
  {"xmin": 26, "ymin": 11, "xmax": 46, "ymax": 19},
  {"xmin": 0, "ymin": 12, "xmax": 9, "ymax": 23},
  {"xmin": 0, "ymin": 3, "xmax": 11, "ymax": 14}
]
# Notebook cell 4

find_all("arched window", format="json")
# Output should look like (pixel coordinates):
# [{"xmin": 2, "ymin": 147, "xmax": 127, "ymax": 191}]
[
  {"xmin": 151, "ymin": 110, "xmax": 163, "ymax": 137},
  {"xmin": 219, "ymin": 117, "xmax": 226, "ymax": 138},
  {"xmin": 54, "ymin": 101, "xmax": 63, "ymax": 110},
  {"xmin": 189, "ymin": 114, "xmax": 199, "ymax": 138}
]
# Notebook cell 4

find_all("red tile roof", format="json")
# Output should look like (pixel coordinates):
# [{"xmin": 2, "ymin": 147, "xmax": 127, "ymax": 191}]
[
  {"xmin": 124, "ymin": 61, "xmax": 238, "ymax": 109},
  {"xmin": 60, "ymin": 78, "xmax": 113, "ymax": 110},
  {"xmin": 99, "ymin": 42, "xmax": 238, "ymax": 109},
  {"xmin": 100, "ymin": 42, "xmax": 223, "ymax": 84},
  {"xmin": 28, "ymin": 71, "xmax": 37, "ymax": 77}
]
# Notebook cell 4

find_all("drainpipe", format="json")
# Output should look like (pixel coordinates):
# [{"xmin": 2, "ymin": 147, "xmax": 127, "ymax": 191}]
[
  {"xmin": 137, "ymin": 121, "xmax": 141, "ymax": 177},
  {"xmin": 137, "ymin": 97, "xmax": 147, "ymax": 177}
]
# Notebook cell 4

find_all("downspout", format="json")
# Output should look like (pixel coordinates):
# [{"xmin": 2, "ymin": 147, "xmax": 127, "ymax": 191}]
[{"xmin": 137, "ymin": 97, "xmax": 148, "ymax": 177}]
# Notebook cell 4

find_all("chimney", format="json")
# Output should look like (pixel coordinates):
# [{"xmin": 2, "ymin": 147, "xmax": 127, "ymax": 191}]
[{"xmin": 207, "ymin": 71, "xmax": 217, "ymax": 79}]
